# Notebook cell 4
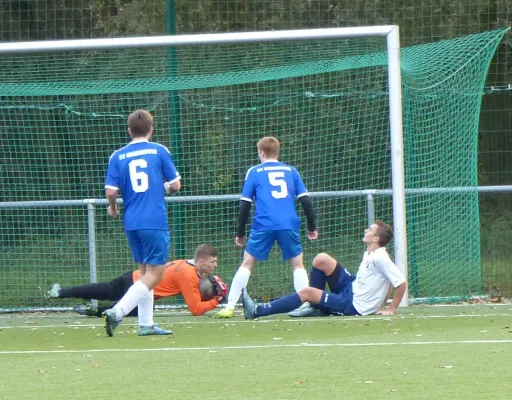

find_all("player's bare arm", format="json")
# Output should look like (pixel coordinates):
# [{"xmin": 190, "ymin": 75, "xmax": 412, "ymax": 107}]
[
  {"xmin": 378, "ymin": 283, "xmax": 393, "ymax": 312},
  {"xmin": 106, "ymin": 188, "xmax": 119, "ymax": 218},
  {"xmin": 376, "ymin": 281, "xmax": 407, "ymax": 315},
  {"xmin": 235, "ymin": 236, "xmax": 246, "ymax": 248},
  {"xmin": 164, "ymin": 179, "xmax": 181, "ymax": 194}
]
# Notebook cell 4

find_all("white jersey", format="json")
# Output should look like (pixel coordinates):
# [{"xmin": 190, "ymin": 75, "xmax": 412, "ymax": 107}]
[{"xmin": 351, "ymin": 247, "xmax": 406, "ymax": 316}]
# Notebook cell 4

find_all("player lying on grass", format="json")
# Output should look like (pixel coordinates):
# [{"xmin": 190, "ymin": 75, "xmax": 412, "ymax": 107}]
[
  {"xmin": 241, "ymin": 221, "xmax": 407, "ymax": 319},
  {"xmin": 48, "ymin": 244, "xmax": 228, "ymax": 319}
]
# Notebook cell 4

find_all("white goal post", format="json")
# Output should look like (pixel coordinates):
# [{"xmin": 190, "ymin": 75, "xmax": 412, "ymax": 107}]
[{"xmin": 0, "ymin": 25, "xmax": 408, "ymax": 306}]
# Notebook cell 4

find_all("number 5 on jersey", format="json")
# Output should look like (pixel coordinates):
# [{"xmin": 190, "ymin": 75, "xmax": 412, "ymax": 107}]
[{"xmin": 268, "ymin": 171, "xmax": 288, "ymax": 199}]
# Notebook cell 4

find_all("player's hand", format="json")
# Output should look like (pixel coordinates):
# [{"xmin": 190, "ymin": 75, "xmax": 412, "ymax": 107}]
[
  {"xmin": 376, "ymin": 309, "xmax": 396, "ymax": 315},
  {"xmin": 235, "ymin": 236, "xmax": 246, "ymax": 248},
  {"xmin": 214, "ymin": 275, "xmax": 228, "ymax": 303},
  {"xmin": 107, "ymin": 205, "xmax": 119, "ymax": 218},
  {"xmin": 307, "ymin": 230, "xmax": 318, "ymax": 240},
  {"xmin": 164, "ymin": 181, "xmax": 176, "ymax": 194}
]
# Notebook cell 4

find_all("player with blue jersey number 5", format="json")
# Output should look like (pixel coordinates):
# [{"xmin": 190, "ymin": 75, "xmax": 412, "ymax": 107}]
[
  {"xmin": 103, "ymin": 109, "xmax": 181, "ymax": 336},
  {"xmin": 215, "ymin": 136, "xmax": 318, "ymax": 318}
]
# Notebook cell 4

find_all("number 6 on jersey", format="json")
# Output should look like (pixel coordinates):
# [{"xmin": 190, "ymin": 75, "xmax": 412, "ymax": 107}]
[{"xmin": 129, "ymin": 159, "xmax": 149, "ymax": 193}]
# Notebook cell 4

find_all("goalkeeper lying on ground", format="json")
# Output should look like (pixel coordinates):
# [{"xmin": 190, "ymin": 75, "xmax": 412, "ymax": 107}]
[{"xmin": 48, "ymin": 243, "xmax": 228, "ymax": 317}]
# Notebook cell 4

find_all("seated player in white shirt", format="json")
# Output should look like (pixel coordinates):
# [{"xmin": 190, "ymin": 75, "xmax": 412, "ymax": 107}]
[{"xmin": 242, "ymin": 220, "xmax": 407, "ymax": 318}]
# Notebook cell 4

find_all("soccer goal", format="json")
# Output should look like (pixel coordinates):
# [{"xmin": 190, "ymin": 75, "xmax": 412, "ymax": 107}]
[{"xmin": 0, "ymin": 26, "xmax": 506, "ymax": 311}]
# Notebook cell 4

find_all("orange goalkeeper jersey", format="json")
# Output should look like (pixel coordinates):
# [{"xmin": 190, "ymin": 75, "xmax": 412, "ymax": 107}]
[{"xmin": 132, "ymin": 259, "xmax": 219, "ymax": 316}]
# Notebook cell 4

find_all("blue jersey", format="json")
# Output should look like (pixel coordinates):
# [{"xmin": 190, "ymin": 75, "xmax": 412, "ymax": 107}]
[
  {"xmin": 105, "ymin": 140, "xmax": 180, "ymax": 231},
  {"xmin": 241, "ymin": 160, "xmax": 308, "ymax": 231}
]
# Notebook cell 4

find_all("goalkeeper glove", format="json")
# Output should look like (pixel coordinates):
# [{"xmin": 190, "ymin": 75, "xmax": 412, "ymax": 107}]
[{"xmin": 213, "ymin": 275, "xmax": 228, "ymax": 303}]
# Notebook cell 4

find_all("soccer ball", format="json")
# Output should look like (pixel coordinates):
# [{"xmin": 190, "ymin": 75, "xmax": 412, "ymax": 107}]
[{"xmin": 199, "ymin": 276, "xmax": 216, "ymax": 301}]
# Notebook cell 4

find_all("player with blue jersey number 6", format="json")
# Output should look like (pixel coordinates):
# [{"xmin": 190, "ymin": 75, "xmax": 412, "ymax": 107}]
[
  {"xmin": 215, "ymin": 136, "xmax": 318, "ymax": 318},
  {"xmin": 103, "ymin": 109, "xmax": 181, "ymax": 336}
]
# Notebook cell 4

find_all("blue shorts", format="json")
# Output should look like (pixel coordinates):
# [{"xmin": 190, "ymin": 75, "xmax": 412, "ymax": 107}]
[
  {"xmin": 330, "ymin": 264, "xmax": 356, "ymax": 294},
  {"xmin": 319, "ymin": 264, "xmax": 359, "ymax": 316},
  {"xmin": 245, "ymin": 229, "xmax": 302, "ymax": 261},
  {"xmin": 318, "ymin": 285, "xmax": 359, "ymax": 316},
  {"xmin": 125, "ymin": 229, "xmax": 170, "ymax": 266}
]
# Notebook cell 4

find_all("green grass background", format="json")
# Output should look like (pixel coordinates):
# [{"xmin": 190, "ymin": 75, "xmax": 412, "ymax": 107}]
[{"xmin": 1, "ymin": 304, "xmax": 512, "ymax": 400}]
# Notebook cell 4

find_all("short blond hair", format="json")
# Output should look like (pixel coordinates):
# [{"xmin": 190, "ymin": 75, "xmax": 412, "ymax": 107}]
[
  {"xmin": 127, "ymin": 109, "xmax": 154, "ymax": 138},
  {"xmin": 194, "ymin": 243, "xmax": 218, "ymax": 261},
  {"xmin": 257, "ymin": 136, "xmax": 280, "ymax": 159}
]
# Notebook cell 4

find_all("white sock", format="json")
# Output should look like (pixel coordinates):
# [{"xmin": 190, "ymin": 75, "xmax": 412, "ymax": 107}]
[
  {"xmin": 293, "ymin": 268, "xmax": 309, "ymax": 292},
  {"xmin": 226, "ymin": 266, "xmax": 251, "ymax": 309},
  {"xmin": 138, "ymin": 289, "xmax": 154, "ymax": 327},
  {"xmin": 113, "ymin": 280, "xmax": 150, "ymax": 321}
]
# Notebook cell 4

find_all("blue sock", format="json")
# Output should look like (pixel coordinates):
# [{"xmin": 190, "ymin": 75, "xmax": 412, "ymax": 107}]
[
  {"xmin": 256, "ymin": 293, "xmax": 302, "ymax": 317},
  {"xmin": 310, "ymin": 267, "xmax": 326, "ymax": 289}
]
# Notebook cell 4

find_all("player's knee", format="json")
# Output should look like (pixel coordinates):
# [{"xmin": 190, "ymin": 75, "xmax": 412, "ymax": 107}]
[
  {"xmin": 298, "ymin": 287, "xmax": 318, "ymax": 303},
  {"xmin": 142, "ymin": 266, "xmax": 165, "ymax": 288},
  {"xmin": 312, "ymin": 253, "xmax": 335, "ymax": 271},
  {"xmin": 241, "ymin": 253, "xmax": 257, "ymax": 271}
]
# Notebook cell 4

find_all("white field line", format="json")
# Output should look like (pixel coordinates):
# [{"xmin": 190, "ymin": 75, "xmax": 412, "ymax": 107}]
[
  {"xmin": 0, "ymin": 303, "xmax": 510, "ymax": 319},
  {"xmin": 1, "ymin": 302, "xmax": 511, "ymax": 319},
  {"xmin": 1, "ymin": 340, "xmax": 512, "ymax": 355},
  {"xmin": 0, "ymin": 312, "xmax": 511, "ymax": 330},
  {"xmin": 1, "ymin": 302, "xmax": 511, "ymax": 320}
]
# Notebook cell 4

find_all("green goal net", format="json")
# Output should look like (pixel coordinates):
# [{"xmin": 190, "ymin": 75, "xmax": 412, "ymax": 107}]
[{"xmin": 0, "ymin": 28, "xmax": 507, "ymax": 311}]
